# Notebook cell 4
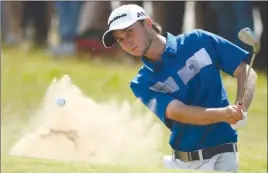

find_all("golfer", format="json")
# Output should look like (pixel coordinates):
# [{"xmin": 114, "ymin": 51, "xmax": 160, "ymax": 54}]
[{"xmin": 102, "ymin": 4, "xmax": 257, "ymax": 172}]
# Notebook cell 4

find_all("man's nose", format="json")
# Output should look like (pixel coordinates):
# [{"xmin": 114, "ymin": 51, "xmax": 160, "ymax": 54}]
[
  {"xmin": 124, "ymin": 37, "xmax": 132, "ymax": 47},
  {"xmin": 127, "ymin": 41, "xmax": 133, "ymax": 49}
]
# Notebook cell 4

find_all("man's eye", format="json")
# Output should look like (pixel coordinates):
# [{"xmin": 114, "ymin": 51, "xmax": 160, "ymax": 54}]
[
  {"xmin": 117, "ymin": 38, "xmax": 123, "ymax": 43},
  {"xmin": 127, "ymin": 29, "xmax": 132, "ymax": 35}
]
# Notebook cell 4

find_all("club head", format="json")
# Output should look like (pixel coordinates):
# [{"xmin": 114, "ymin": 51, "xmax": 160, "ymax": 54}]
[{"xmin": 238, "ymin": 28, "xmax": 260, "ymax": 53}]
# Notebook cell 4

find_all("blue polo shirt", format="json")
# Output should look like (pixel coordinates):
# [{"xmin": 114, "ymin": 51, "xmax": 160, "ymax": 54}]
[{"xmin": 130, "ymin": 29, "xmax": 250, "ymax": 152}]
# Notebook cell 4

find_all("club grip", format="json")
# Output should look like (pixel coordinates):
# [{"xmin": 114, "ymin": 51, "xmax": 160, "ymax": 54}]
[{"xmin": 237, "ymin": 102, "xmax": 243, "ymax": 111}]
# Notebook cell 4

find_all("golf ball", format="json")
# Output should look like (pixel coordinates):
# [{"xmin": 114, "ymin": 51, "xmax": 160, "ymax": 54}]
[{"xmin": 56, "ymin": 97, "xmax": 66, "ymax": 107}]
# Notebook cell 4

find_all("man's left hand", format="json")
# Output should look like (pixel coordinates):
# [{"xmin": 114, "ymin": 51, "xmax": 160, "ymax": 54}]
[{"xmin": 231, "ymin": 111, "xmax": 248, "ymax": 130}]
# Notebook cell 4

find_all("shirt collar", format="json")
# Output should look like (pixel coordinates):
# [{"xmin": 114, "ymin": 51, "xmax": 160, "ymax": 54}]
[{"xmin": 141, "ymin": 32, "xmax": 177, "ymax": 72}]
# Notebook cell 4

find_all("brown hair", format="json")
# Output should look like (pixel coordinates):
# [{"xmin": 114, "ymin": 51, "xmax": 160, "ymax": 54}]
[{"xmin": 139, "ymin": 20, "xmax": 162, "ymax": 34}]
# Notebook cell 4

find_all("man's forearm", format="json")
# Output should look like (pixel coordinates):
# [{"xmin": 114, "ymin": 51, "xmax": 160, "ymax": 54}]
[
  {"xmin": 166, "ymin": 100, "xmax": 224, "ymax": 125},
  {"xmin": 235, "ymin": 66, "xmax": 257, "ymax": 111}
]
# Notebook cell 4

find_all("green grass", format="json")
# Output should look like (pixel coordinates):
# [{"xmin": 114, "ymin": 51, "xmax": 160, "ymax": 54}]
[{"xmin": 1, "ymin": 48, "xmax": 267, "ymax": 173}]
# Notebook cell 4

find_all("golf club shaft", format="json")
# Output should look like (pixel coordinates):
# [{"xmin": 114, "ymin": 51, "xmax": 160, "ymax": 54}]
[{"xmin": 237, "ymin": 53, "xmax": 256, "ymax": 109}]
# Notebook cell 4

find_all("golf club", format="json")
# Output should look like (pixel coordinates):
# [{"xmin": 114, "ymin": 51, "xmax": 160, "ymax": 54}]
[{"xmin": 237, "ymin": 27, "xmax": 260, "ymax": 109}]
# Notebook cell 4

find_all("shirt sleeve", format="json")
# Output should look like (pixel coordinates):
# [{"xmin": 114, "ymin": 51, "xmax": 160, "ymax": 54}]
[
  {"xmin": 130, "ymin": 81, "xmax": 174, "ymax": 128},
  {"xmin": 197, "ymin": 29, "xmax": 251, "ymax": 76}
]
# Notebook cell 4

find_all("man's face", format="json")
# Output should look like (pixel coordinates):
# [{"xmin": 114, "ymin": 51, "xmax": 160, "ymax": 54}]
[{"xmin": 112, "ymin": 20, "xmax": 153, "ymax": 57}]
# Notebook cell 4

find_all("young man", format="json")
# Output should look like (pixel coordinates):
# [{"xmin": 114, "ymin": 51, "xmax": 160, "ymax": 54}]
[{"xmin": 102, "ymin": 4, "xmax": 257, "ymax": 172}]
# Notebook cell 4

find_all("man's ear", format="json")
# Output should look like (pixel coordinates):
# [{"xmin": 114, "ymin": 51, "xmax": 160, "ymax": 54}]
[{"xmin": 145, "ymin": 18, "xmax": 153, "ymax": 28}]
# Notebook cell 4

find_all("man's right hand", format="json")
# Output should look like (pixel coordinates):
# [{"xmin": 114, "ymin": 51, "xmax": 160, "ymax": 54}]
[{"xmin": 220, "ymin": 105, "xmax": 244, "ymax": 124}]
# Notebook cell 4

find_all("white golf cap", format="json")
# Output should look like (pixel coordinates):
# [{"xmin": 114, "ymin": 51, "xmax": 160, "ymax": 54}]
[{"xmin": 102, "ymin": 4, "xmax": 149, "ymax": 48}]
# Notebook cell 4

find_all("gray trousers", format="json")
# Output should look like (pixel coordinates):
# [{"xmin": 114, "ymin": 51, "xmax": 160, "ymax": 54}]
[{"xmin": 163, "ymin": 148, "xmax": 238, "ymax": 172}]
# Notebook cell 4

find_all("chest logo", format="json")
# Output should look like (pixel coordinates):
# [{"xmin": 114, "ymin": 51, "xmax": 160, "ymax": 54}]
[{"xmin": 178, "ymin": 48, "xmax": 212, "ymax": 84}]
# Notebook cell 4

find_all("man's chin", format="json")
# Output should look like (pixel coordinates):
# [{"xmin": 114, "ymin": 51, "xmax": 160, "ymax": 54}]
[{"xmin": 129, "ymin": 52, "xmax": 143, "ymax": 58}]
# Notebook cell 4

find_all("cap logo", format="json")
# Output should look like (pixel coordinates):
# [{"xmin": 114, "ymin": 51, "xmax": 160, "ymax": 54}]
[
  {"xmin": 137, "ymin": 11, "xmax": 146, "ymax": 18},
  {"xmin": 108, "ymin": 13, "xmax": 127, "ymax": 26}
]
